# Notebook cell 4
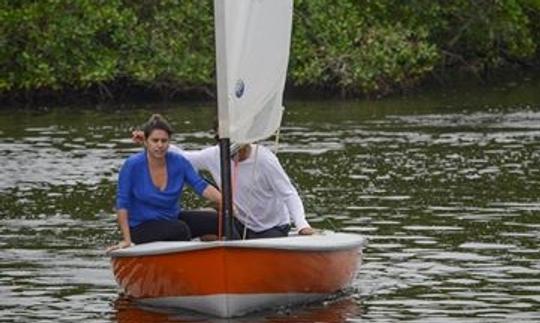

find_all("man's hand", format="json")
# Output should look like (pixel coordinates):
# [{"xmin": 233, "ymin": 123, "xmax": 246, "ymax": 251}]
[
  {"xmin": 200, "ymin": 234, "xmax": 218, "ymax": 241},
  {"xmin": 106, "ymin": 240, "xmax": 134, "ymax": 254},
  {"xmin": 132, "ymin": 130, "xmax": 145, "ymax": 145},
  {"xmin": 298, "ymin": 227, "xmax": 315, "ymax": 235}
]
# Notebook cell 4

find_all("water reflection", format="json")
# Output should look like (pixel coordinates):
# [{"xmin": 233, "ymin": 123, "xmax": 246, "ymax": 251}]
[{"xmin": 113, "ymin": 296, "xmax": 362, "ymax": 323}]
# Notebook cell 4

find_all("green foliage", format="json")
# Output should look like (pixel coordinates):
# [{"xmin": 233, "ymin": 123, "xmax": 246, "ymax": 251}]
[
  {"xmin": 119, "ymin": 0, "xmax": 214, "ymax": 89},
  {"xmin": 291, "ymin": 0, "xmax": 439, "ymax": 95},
  {"xmin": 1, "ymin": 0, "xmax": 131, "ymax": 91},
  {"xmin": 1, "ymin": 0, "xmax": 539, "ymax": 98},
  {"xmin": 0, "ymin": 0, "xmax": 216, "ymax": 94},
  {"xmin": 422, "ymin": 0, "xmax": 539, "ymax": 69},
  {"xmin": 290, "ymin": 0, "xmax": 540, "ymax": 94}
]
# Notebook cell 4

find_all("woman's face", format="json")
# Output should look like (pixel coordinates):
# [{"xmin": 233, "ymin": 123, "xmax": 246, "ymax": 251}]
[{"xmin": 145, "ymin": 129, "xmax": 169, "ymax": 159}]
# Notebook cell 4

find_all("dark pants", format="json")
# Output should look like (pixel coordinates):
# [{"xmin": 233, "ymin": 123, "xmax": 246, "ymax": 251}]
[
  {"xmin": 232, "ymin": 217, "xmax": 290, "ymax": 239},
  {"xmin": 130, "ymin": 210, "xmax": 219, "ymax": 244}
]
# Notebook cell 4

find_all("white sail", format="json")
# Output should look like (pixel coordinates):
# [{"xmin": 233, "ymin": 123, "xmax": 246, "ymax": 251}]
[{"xmin": 214, "ymin": 0, "xmax": 293, "ymax": 143}]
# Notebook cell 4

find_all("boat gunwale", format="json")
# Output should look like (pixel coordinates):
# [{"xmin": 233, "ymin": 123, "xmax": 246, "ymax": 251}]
[{"xmin": 109, "ymin": 232, "xmax": 366, "ymax": 258}]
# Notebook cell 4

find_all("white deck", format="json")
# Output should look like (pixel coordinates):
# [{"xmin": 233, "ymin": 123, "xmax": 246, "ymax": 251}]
[{"xmin": 110, "ymin": 231, "xmax": 366, "ymax": 257}]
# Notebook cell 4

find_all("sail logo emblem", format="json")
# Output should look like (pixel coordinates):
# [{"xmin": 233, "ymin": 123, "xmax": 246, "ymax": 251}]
[{"xmin": 235, "ymin": 79, "xmax": 245, "ymax": 98}]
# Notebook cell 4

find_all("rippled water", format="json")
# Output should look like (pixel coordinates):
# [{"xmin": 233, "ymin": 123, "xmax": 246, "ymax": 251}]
[{"xmin": 1, "ymin": 79, "xmax": 540, "ymax": 322}]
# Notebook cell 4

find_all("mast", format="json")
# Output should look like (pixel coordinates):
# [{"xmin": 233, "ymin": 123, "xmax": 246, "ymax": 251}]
[{"xmin": 214, "ymin": 0, "xmax": 235, "ymax": 239}]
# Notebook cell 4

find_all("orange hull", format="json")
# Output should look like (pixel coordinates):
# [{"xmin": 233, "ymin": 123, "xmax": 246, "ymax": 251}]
[
  {"xmin": 110, "ymin": 233, "xmax": 365, "ymax": 317},
  {"xmin": 113, "ymin": 247, "xmax": 359, "ymax": 297}
]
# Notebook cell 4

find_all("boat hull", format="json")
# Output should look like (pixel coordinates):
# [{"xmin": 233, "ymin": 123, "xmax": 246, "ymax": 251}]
[{"xmin": 110, "ymin": 233, "xmax": 364, "ymax": 317}]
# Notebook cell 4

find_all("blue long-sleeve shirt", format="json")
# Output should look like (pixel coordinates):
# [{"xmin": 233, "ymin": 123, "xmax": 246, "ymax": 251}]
[{"xmin": 116, "ymin": 151, "xmax": 209, "ymax": 228}]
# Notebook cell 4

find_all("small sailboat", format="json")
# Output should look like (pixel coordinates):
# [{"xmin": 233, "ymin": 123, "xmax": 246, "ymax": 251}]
[{"xmin": 110, "ymin": 0, "xmax": 365, "ymax": 318}]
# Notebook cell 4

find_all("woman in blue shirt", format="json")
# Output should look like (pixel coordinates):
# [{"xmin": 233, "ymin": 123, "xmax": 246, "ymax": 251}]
[{"xmin": 107, "ymin": 114, "xmax": 222, "ymax": 252}]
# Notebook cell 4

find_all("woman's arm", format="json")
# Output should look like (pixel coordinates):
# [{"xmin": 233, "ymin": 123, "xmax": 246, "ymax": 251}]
[
  {"xmin": 182, "ymin": 154, "xmax": 222, "ymax": 206},
  {"xmin": 202, "ymin": 185, "xmax": 222, "ymax": 212},
  {"xmin": 106, "ymin": 209, "xmax": 133, "ymax": 253},
  {"xmin": 107, "ymin": 159, "xmax": 135, "ymax": 253},
  {"xmin": 117, "ymin": 209, "xmax": 132, "ymax": 245}
]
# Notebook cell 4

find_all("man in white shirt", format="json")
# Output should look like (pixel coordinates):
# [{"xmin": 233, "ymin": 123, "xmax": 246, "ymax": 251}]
[{"xmin": 132, "ymin": 131, "xmax": 314, "ymax": 239}]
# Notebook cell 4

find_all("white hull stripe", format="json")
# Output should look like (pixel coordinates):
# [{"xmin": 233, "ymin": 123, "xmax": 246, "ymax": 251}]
[{"xmin": 137, "ymin": 292, "xmax": 328, "ymax": 318}]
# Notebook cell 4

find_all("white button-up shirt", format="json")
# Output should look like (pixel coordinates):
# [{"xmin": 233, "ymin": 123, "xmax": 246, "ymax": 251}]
[{"xmin": 169, "ymin": 144, "xmax": 309, "ymax": 232}]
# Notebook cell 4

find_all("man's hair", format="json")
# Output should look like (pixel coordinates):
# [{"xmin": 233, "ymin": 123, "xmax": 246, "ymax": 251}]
[{"xmin": 143, "ymin": 114, "xmax": 173, "ymax": 138}]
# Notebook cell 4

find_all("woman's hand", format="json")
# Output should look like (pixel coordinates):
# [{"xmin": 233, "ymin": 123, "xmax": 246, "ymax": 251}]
[
  {"xmin": 106, "ymin": 240, "xmax": 134, "ymax": 254},
  {"xmin": 298, "ymin": 227, "xmax": 315, "ymax": 235}
]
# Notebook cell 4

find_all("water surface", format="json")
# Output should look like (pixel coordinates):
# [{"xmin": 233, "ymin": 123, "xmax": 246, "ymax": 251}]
[{"xmin": 1, "ymin": 78, "xmax": 539, "ymax": 322}]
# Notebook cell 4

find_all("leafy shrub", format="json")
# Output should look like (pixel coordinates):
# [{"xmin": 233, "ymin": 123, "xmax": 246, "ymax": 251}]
[{"xmin": 1, "ymin": 0, "xmax": 539, "ymax": 98}]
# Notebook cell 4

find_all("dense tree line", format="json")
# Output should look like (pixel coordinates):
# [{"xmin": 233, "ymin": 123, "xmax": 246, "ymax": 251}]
[{"xmin": 1, "ymin": 0, "xmax": 539, "ymax": 102}]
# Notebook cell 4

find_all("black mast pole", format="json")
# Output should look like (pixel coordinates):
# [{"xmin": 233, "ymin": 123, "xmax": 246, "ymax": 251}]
[
  {"xmin": 219, "ymin": 138, "xmax": 234, "ymax": 239},
  {"xmin": 214, "ymin": 0, "xmax": 235, "ymax": 240}
]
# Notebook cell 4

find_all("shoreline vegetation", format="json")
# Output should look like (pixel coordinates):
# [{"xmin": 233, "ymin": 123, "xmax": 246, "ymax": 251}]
[{"xmin": 1, "ymin": 0, "xmax": 540, "ymax": 106}]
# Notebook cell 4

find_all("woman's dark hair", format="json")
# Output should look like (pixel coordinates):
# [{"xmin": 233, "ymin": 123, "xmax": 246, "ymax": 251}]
[{"xmin": 143, "ymin": 114, "xmax": 173, "ymax": 138}]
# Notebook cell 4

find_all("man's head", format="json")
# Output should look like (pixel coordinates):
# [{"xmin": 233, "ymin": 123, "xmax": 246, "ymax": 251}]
[{"xmin": 232, "ymin": 143, "xmax": 251, "ymax": 161}]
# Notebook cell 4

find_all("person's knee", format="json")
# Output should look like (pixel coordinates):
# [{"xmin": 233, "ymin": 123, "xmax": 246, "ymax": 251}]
[
  {"xmin": 167, "ymin": 221, "xmax": 191, "ymax": 241},
  {"xmin": 152, "ymin": 220, "xmax": 192, "ymax": 241},
  {"xmin": 248, "ymin": 225, "xmax": 289, "ymax": 239},
  {"xmin": 182, "ymin": 210, "xmax": 219, "ymax": 238},
  {"xmin": 131, "ymin": 220, "xmax": 192, "ymax": 243}
]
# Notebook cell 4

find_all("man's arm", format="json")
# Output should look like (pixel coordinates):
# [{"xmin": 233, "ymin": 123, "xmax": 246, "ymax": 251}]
[
  {"xmin": 169, "ymin": 144, "xmax": 216, "ymax": 174},
  {"xmin": 263, "ymin": 150, "xmax": 314, "ymax": 235}
]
